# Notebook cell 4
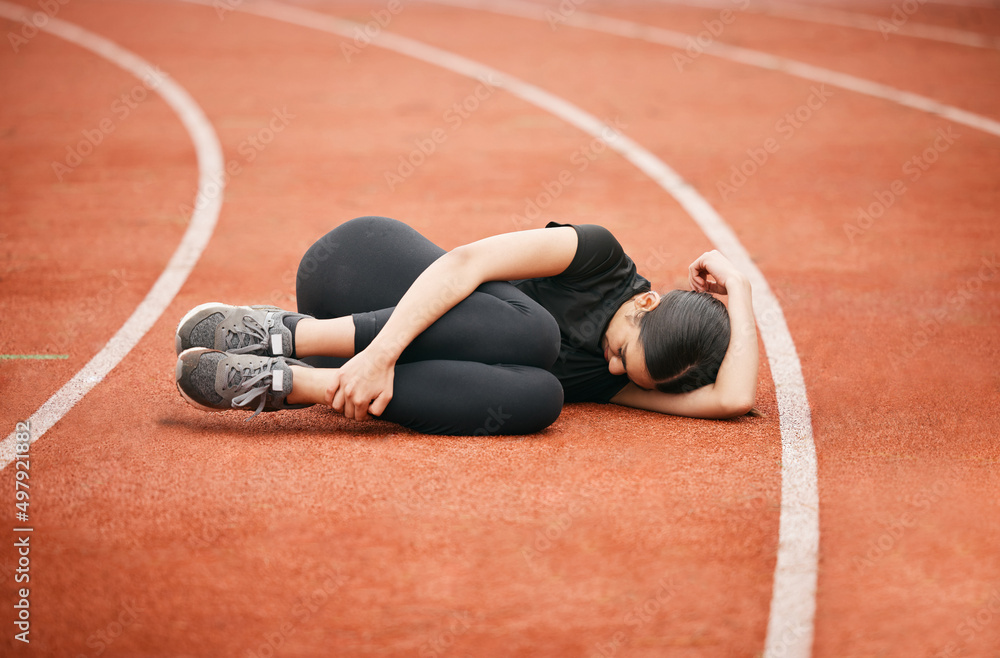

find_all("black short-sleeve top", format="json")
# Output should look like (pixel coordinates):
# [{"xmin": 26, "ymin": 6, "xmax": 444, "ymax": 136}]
[{"xmin": 511, "ymin": 222, "xmax": 651, "ymax": 403}]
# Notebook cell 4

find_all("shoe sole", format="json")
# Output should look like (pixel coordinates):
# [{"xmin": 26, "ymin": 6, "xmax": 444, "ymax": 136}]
[
  {"xmin": 175, "ymin": 347, "xmax": 225, "ymax": 413},
  {"xmin": 175, "ymin": 302, "xmax": 285, "ymax": 355}
]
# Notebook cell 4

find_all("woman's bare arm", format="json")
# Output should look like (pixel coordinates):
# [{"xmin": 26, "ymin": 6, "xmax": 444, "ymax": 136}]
[
  {"xmin": 610, "ymin": 251, "xmax": 759, "ymax": 419},
  {"xmin": 330, "ymin": 226, "xmax": 579, "ymax": 420}
]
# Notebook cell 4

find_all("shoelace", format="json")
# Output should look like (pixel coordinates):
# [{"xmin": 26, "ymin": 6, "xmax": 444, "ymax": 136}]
[
  {"xmin": 225, "ymin": 314, "xmax": 270, "ymax": 355},
  {"xmin": 226, "ymin": 359, "xmax": 277, "ymax": 420}
]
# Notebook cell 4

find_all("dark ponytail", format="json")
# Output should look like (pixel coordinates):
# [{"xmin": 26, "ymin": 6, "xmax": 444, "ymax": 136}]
[{"xmin": 637, "ymin": 290, "xmax": 731, "ymax": 394}]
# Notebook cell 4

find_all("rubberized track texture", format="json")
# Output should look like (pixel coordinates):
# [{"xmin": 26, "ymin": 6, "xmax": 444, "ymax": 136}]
[{"xmin": 0, "ymin": 1, "xmax": 998, "ymax": 657}]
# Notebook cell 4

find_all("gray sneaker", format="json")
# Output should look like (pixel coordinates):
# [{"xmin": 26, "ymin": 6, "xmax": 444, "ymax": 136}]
[
  {"xmin": 175, "ymin": 348, "xmax": 312, "ymax": 419},
  {"xmin": 175, "ymin": 303, "xmax": 305, "ymax": 357}
]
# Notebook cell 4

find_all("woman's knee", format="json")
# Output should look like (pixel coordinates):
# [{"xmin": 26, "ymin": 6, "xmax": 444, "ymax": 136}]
[
  {"xmin": 479, "ymin": 368, "xmax": 563, "ymax": 435},
  {"xmin": 296, "ymin": 216, "xmax": 402, "ymax": 316},
  {"xmin": 324, "ymin": 216, "xmax": 421, "ymax": 252},
  {"xmin": 297, "ymin": 217, "xmax": 391, "ymax": 285}
]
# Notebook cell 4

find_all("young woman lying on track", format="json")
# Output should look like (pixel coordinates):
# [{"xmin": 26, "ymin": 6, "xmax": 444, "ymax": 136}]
[{"xmin": 174, "ymin": 216, "xmax": 758, "ymax": 435}]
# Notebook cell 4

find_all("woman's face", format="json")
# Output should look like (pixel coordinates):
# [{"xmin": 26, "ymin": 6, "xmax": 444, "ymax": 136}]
[{"xmin": 602, "ymin": 292, "xmax": 660, "ymax": 390}]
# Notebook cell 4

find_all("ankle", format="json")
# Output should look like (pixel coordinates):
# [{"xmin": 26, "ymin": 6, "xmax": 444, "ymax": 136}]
[
  {"xmin": 282, "ymin": 313, "xmax": 306, "ymax": 356},
  {"xmin": 287, "ymin": 365, "xmax": 324, "ymax": 405},
  {"xmin": 292, "ymin": 316, "xmax": 355, "ymax": 359}
]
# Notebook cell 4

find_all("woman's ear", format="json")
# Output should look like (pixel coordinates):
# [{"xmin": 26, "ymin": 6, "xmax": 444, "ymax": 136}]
[{"xmin": 634, "ymin": 291, "xmax": 661, "ymax": 313}]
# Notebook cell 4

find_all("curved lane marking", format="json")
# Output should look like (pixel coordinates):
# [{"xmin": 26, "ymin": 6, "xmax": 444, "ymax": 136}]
[
  {"xmin": 0, "ymin": 2, "xmax": 225, "ymax": 468},
  {"xmin": 431, "ymin": 0, "xmax": 1000, "ymax": 139},
  {"xmin": 662, "ymin": 0, "xmax": 1000, "ymax": 50}
]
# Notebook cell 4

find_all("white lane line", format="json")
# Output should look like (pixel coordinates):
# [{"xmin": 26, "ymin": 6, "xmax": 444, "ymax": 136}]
[
  {"xmin": 662, "ymin": 0, "xmax": 1000, "ymax": 49},
  {"xmin": 0, "ymin": 2, "xmax": 224, "ymax": 469},
  {"xmin": 431, "ymin": 0, "xmax": 1000, "ymax": 139},
  {"xmin": 926, "ymin": 0, "xmax": 1000, "ymax": 8},
  {"xmin": 417, "ymin": 1, "xmax": 822, "ymax": 656},
  {"xmin": 177, "ymin": 1, "xmax": 818, "ymax": 657}
]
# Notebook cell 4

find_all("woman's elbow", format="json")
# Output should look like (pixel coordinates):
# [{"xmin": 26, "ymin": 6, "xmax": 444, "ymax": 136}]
[
  {"xmin": 439, "ymin": 245, "xmax": 484, "ymax": 288},
  {"xmin": 714, "ymin": 394, "xmax": 755, "ymax": 419}
]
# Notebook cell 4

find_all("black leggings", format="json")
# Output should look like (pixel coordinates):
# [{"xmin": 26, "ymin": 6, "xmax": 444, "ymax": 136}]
[{"xmin": 295, "ymin": 216, "xmax": 564, "ymax": 435}]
